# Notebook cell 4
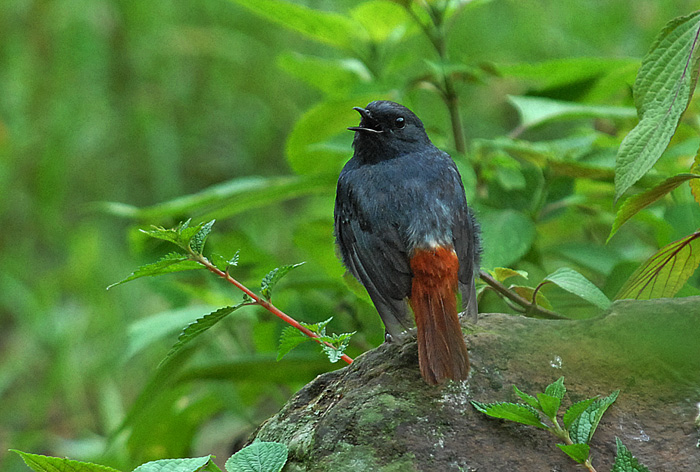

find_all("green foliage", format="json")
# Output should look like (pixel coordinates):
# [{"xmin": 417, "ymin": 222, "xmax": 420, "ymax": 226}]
[
  {"xmin": 541, "ymin": 268, "xmax": 612, "ymax": 310},
  {"xmin": 611, "ymin": 438, "xmax": 651, "ymax": 472},
  {"xmin": 12, "ymin": 450, "xmax": 122, "ymax": 472},
  {"xmin": 225, "ymin": 441, "xmax": 288, "ymax": 472},
  {"xmin": 278, "ymin": 317, "xmax": 355, "ymax": 363},
  {"xmin": 260, "ymin": 262, "xmax": 305, "ymax": 301}
]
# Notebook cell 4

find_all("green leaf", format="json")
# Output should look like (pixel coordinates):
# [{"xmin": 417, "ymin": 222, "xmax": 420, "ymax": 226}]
[
  {"xmin": 536, "ymin": 393, "xmax": 561, "ymax": 420},
  {"xmin": 568, "ymin": 390, "xmax": 619, "ymax": 444},
  {"xmin": 278, "ymin": 53, "xmax": 370, "ymax": 98},
  {"xmin": 492, "ymin": 267, "xmax": 528, "ymax": 283},
  {"xmin": 543, "ymin": 268, "xmax": 612, "ymax": 310},
  {"xmin": 133, "ymin": 456, "xmax": 213, "ymax": 472},
  {"xmin": 611, "ymin": 437, "xmax": 651, "ymax": 472},
  {"xmin": 512, "ymin": 385, "xmax": 540, "ymax": 410},
  {"xmin": 260, "ymin": 262, "xmax": 305, "ymax": 301},
  {"xmin": 562, "ymin": 397, "xmax": 598, "ymax": 430},
  {"xmin": 479, "ymin": 209, "xmax": 536, "ymax": 269},
  {"xmin": 225, "ymin": 441, "xmax": 288, "ymax": 472},
  {"xmin": 277, "ymin": 326, "xmax": 311, "ymax": 361},
  {"xmin": 189, "ymin": 219, "xmax": 215, "ymax": 254},
  {"xmin": 107, "ymin": 253, "xmax": 201, "ymax": 289},
  {"xmin": 470, "ymin": 401, "xmax": 547, "ymax": 429},
  {"xmin": 615, "ymin": 231, "xmax": 700, "ymax": 300},
  {"xmin": 350, "ymin": 1, "xmax": 411, "ymax": 43},
  {"xmin": 508, "ymin": 95, "xmax": 635, "ymax": 130},
  {"xmin": 227, "ymin": 0, "xmax": 360, "ymax": 50},
  {"xmin": 11, "ymin": 450, "xmax": 122, "ymax": 472},
  {"xmin": 159, "ymin": 305, "xmax": 244, "ymax": 368},
  {"xmin": 608, "ymin": 173, "xmax": 700, "ymax": 242},
  {"xmin": 210, "ymin": 251, "xmax": 240, "ymax": 272},
  {"xmin": 556, "ymin": 443, "xmax": 590, "ymax": 464},
  {"xmin": 690, "ymin": 151, "xmax": 700, "ymax": 206},
  {"xmin": 510, "ymin": 285, "xmax": 554, "ymax": 310},
  {"xmin": 318, "ymin": 331, "xmax": 355, "ymax": 363},
  {"xmin": 544, "ymin": 376, "xmax": 566, "ymax": 400},
  {"xmin": 614, "ymin": 11, "xmax": 700, "ymax": 200}
]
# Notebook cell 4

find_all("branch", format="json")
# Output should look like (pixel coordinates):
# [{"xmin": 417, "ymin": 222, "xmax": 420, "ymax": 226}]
[{"xmin": 478, "ymin": 270, "xmax": 568, "ymax": 320}]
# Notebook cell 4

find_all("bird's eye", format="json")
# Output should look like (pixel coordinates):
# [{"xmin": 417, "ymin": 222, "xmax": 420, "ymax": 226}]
[{"xmin": 394, "ymin": 117, "xmax": 405, "ymax": 129}]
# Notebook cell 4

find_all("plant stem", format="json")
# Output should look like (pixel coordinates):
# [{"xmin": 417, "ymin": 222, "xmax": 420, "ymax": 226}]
[
  {"xmin": 478, "ymin": 270, "xmax": 568, "ymax": 320},
  {"xmin": 197, "ymin": 255, "xmax": 354, "ymax": 365}
]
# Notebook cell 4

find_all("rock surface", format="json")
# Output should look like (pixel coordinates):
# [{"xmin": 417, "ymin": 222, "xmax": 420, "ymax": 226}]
[{"xmin": 250, "ymin": 298, "xmax": 700, "ymax": 471}]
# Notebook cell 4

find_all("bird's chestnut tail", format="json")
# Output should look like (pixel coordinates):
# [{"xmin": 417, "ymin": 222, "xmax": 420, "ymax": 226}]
[{"xmin": 409, "ymin": 247, "xmax": 470, "ymax": 385}]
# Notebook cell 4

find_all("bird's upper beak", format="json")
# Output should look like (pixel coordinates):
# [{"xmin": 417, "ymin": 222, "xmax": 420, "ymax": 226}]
[{"xmin": 348, "ymin": 107, "xmax": 383, "ymax": 133}]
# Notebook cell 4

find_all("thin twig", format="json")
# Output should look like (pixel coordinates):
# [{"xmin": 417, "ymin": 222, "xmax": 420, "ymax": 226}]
[{"xmin": 478, "ymin": 270, "xmax": 568, "ymax": 320}]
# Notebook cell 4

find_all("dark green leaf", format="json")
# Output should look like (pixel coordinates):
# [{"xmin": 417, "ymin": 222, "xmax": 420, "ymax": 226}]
[
  {"xmin": 615, "ymin": 232, "xmax": 700, "ymax": 300},
  {"xmin": 614, "ymin": 11, "xmax": 700, "ymax": 200},
  {"xmin": 189, "ymin": 219, "xmax": 215, "ymax": 254},
  {"xmin": 568, "ymin": 390, "xmax": 619, "ymax": 444},
  {"xmin": 133, "ymin": 456, "xmax": 213, "ymax": 472},
  {"xmin": 470, "ymin": 401, "xmax": 547, "ymax": 428},
  {"xmin": 543, "ymin": 268, "xmax": 612, "ymax": 310},
  {"xmin": 563, "ymin": 397, "xmax": 598, "ymax": 430},
  {"xmin": 608, "ymin": 173, "xmax": 700, "ymax": 242},
  {"xmin": 277, "ymin": 326, "xmax": 311, "ymax": 361},
  {"xmin": 260, "ymin": 262, "xmax": 305, "ymax": 301},
  {"xmin": 225, "ymin": 441, "xmax": 288, "ymax": 472},
  {"xmin": 11, "ymin": 450, "xmax": 122, "ymax": 472},
  {"xmin": 107, "ymin": 253, "xmax": 201, "ymax": 289},
  {"xmin": 611, "ymin": 437, "xmax": 651, "ymax": 472},
  {"xmin": 556, "ymin": 443, "xmax": 590, "ymax": 464}
]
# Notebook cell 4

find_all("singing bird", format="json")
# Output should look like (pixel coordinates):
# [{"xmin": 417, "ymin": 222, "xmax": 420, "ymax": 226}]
[{"xmin": 334, "ymin": 100, "xmax": 481, "ymax": 385}]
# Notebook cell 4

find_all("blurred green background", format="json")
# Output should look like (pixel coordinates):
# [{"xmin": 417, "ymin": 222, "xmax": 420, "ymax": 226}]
[{"xmin": 1, "ymin": 0, "xmax": 698, "ymax": 470}]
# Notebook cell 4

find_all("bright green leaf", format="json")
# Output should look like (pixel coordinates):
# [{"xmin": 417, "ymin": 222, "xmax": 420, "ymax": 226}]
[
  {"xmin": 543, "ymin": 268, "xmax": 612, "ymax": 310},
  {"xmin": 107, "ymin": 253, "xmax": 201, "ymax": 290},
  {"xmin": 608, "ymin": 173, "xmax": 700, "ymax": 242},
  {"xmin": 11, "ymin": 450, "xmax": 122, "ymax": 472},
  {"xmin": 544, "ymin": 376, "xmax": 566, "ymax": 400},
  {"xmin": 568, "ymin": 390, "xmax": 619, "ymax": 444},
  {"xmin": 563, "ymin": 397, "xmax": 598, "ymax": 430},
  {"xmin": 512, "ymin": 385, "xmax": 540, "ymax": 410},
  {"xmin": 492, "ymin": 267, "xmax": 528, "ymax": 283},
  {"xmin": 508, "ymin": 95, "xmax": 635, "ymax": 130},
  {"xmin": 536, "ymin": 393, "xmax": 561, "ymax": 420},
  {"xmin": 133, "ymin": 456, "xmax": 213, "ymax": 472},
  {"xmin": 479, "ymin": 209, "xmax": 536, "ymax": 269},
  {"xmin": 614, "ymin": 11, "xmax": 700, "ymax": 200},
  {"xmin": 470, "ymin": 401, "xmax": 547, "ymax": 428},
  {"xmin": 278, "ymin": 53, "xmax": 370, "ymax": 98},
  {"xmin": 616, "ymin": 231, "xmax": 700, "ymax": 300},
  {"xmin": 612, "ymin": 437, "xmax": 651, "ymax": 472},
  {"xmin": 189, "ymin": 219, "xmax": 215, "ymax": 254},
  {"xmin": 277, "ymin": 326, "xmax": 311, "ymax": 361},
  {"xmin": 225, "ymin": 441, "xmax": 288, "ymax": 472},
  {"xmin": 350, "ymin": 1, "xmax": 411, "ymax": 43},
  {"xmin": 260, "ymin": 262, "xmax": 305, "ymax": 301},
  {"xmin": 210, "ymin": 251, "xmax": 240, "ymax": 272},
  {"xmin": 556, "ymin": 443, "xmax": 590, "ymax": 464},
  {"xmin": 689, "ymin": 150, "xmax": 700, "ymax": 206}
]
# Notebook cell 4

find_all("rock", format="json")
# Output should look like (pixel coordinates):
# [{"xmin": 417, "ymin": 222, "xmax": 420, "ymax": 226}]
[{"xmin": 250, "ymin": 298, "xmax": 700, "ymax": 471}]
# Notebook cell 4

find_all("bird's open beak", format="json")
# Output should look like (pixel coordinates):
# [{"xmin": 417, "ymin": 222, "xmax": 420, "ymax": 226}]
[{"xmin": 348, "ymin": 107, "xmax": 383, "ymax": 133}]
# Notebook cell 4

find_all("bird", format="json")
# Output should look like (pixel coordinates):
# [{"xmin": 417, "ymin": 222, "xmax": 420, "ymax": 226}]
[{"xmin": 334, "ymin": 100, "xmax": 481, "ymax": 385}]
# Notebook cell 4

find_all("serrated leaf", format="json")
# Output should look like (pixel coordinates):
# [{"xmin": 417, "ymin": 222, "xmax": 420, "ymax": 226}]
[
  {"xmin": 133, "ymin": 456, "xmax": 213, "ymax": 472},
  {"xmin": 260, "ymin": 262, "xmax": 305, "ymax": 301},
  {"xmin": 189, "ymin": 219, "xmax": 215, "ymax": 254},
  {"xmin": 612, "ymin": 437, "xmax": 651, "ymax": 472},
  {"xmin": 277, "ymin": 326, "xmax": 311, "ymax": 361},
  {"xmin": 107, "ymin": 253, "xmax": 201, "ymax": 289},
  {"xmin": 210, "ymin": 251, "xmax": 240, "ymax": 272},
  {"xmin": 319, "ymin": 331, "xmax": 355, "ymax": 363},
  {"xmin": 615, "ymin": 231, "xmax": 700, "ymax": 300},
  {"xmin": 11, "ymin": 450, "xmax": 122, "ymax": 472},
  {"xmin": 544, "ymin": 376, "xmax": 566, "ymax": 400},
  {"xmin": 556, "ymin": 443, "xmax": 590, "ymax": 464},
  {"xmin": 614, "ymin": 11, "xmax": 700, "ymax": 200},
  {"xmin": 568, "ymin": 390, "xmax": 619, "ymax": 444},
  {"xmin": 493, "ymin": 267, "xmax": 528, "ymax": 283},
  {"xmin": 563, "ymin": 397, "xmax": 598, "ymax": 430},
  {"xmin": 543, "ymin": 268, "xmax": 611, "ymax": 310},
  {"xmin": 609, "ymin": 173, "xmax": 700, "ymax": 242},
  {"xmin": 471, "ymin": 401, "xmax": 547, "ymax": 428},
  {"xmin": 536, "ymin": 393, "xmax": 562, "ymax": 420},
  {"xmin": 513, "ymin": 385, "xmax": 540, "ymax": 410},
  {"xmin": 159, "ymin": 305, "xmax": 243, "ymax": 368},
  {"xmin": 299, "ymin": 317, "xmax": 332, "ymax": 335},
  {"xmin": 225, "ymin": 441, "xmax": 288, "ymax": 472}
]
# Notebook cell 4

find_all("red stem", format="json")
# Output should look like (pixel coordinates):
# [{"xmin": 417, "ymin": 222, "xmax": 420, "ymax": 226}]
[{"xmin": 201, "ymin": 259, "xmax": 353, "ymax": 365}]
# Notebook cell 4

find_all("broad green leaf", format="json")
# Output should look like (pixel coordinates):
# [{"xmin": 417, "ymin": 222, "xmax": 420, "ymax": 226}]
[
  {"xmin": 350, "ymin": 1, "xmax": 411, "ymax": 43},
  {"xmin": 536, "ymin": 393, "xmax": 561, "ymax": 420},
  {"xmin": 562, "ymin": 397, "xmax": 598, "ymax": 430},
  {"xmin": 225, "ymin": 441, "xmax": 288, "ymax": 472},
  {"xmin": 159, "ymin": 305, "xmax": 244, "ymax": 368},
  {"xmin": 543, "ymin": 268, "xmax": 612, "ymax": 310},
  {"xmin": 568, "ymin": 390, "xmax": 619, "ymax": 444},
  {"xmin": 277, "ymin": 326, "xmax": 311, "ymax": 361},
  {"xmin": 479, "ymin": 209, "xmax": 536, "ymax": 269},
  {"xmin": 608, "ymin": 173, "xmax": 700, "ymax": 242},
  {"xmin": 615, "ymin": 11, "xmax": 700, "ymax": 200},
  {"xmin": 107, "ymin": 253, "xmax": 201, "ymax": 289},
  {"xmin": 11, "ymin": 450, "xmax": 121, "ymax": 472},
  {"xmin": 616, "ymin": 231, "xmax": 700, "ymax": 300},
  {"xmin": 508, "ymin": 95, "xmax": 635, "ymax": 130},
  {"xmin": 510, "ymin": 285, "xmax": 554, "ymax": 311},
  {"xmin": 470, "ymin": 401, "xmax": 547, "ymax": 428},
  {"xmin": 556, "ymin": 443, "xmax": 590, "ymax": 464},
  {"xmin": 133, "ymin": 456, "xmax": 213, "ymax": 472},
  {"xmin": 189, "ymin": 219, "xmax": 215, "ymax": 254},
  {"xmin": 227, "ymin": 0, "xmax": 360, "ymax": 50},
  {"xmin": 512, "ymin": 385, "xmax": 540, "ymax": 410},
  {"xmin": 260, "ymin": 262, "xmax": 305, "ymax": 301},
  {"xmin": 544, "ymin": 376, "xmax": 566, "ymax": 400},
  {"xmin": 493, "ymin": 267, "xmax": 528, "ymax": 283},
  {"xmin": 278, "ymin": 53, "xmax": 370, "ymax": 98},
  {"xmin": 611, "ymin": 437, "xmax": 651, "ymax": 472}
]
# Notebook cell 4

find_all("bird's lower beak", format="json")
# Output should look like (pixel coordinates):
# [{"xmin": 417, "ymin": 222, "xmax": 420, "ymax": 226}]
[{"xmin": 348, "ymin": 106, "xmax": 383, "ymax": 133}]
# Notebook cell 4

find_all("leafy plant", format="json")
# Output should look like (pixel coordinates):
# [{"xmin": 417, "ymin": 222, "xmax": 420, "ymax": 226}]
[{"xmin": 472, "ymin": 377, "xmax": 648, "ymax": 472}]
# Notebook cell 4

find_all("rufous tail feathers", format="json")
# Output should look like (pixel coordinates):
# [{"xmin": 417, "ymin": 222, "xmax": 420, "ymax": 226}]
[{"xmin": 409, "ymin": 246, "xmax": 470, "ymax": 385}]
